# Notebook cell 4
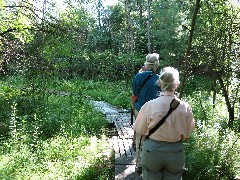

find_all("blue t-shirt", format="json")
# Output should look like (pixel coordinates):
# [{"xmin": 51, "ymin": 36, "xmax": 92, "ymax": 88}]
[{"xmin": 132, "ymin": 71, "xmax": 161, "ymax": 111}]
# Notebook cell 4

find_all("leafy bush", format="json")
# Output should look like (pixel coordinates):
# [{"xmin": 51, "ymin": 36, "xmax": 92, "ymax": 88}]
[
  {"xmin": 184, "ymin": 123, "xmax": 239, "ymax": 180},
  {"xmin": 70, "ymin": 50, "xmax": 145, "ymax": 82},
  {"xmin": 1, "ymin": 75, "xmax": 239, "ymax": 179},
  {"xmin": 183, "ymin": 93, "xmax": 240, "ymax": 180}
]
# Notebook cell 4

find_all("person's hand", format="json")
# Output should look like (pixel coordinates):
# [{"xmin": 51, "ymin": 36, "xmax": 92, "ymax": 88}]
[
  {"xmin": 181, "ymin": 134, "xmax": 188, "ymax": 141},
  {"xmin": 139, "ymin": 66, "xmax": 146, "ymax": 72}
]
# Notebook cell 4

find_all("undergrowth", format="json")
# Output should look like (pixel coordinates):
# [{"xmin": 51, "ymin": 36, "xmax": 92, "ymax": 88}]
[
  {"xmin": 1, "ymin": 76, "xmax": 239, "ymax": 180},
  {"xmin": 0, "ymin": 77, "xmax": 114, "ymax": 179}
]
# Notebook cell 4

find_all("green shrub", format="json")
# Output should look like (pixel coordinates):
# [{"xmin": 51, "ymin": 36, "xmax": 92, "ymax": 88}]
[
  {"xmin": 82, "ymin": 79, "xmax": 132, "ymax": 110},
  {"xmin": 183, "ymin": 93, "xmax": 239, "ymax": 180}
]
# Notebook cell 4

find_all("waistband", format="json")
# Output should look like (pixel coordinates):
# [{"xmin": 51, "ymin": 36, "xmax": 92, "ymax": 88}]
[
  {"xmin": 143, "ymin": 138, "xmax": 184, "ymax": 152},
  {"xmin": 149, "ymin": 138, "xmax": 182, "ymax": 144}
]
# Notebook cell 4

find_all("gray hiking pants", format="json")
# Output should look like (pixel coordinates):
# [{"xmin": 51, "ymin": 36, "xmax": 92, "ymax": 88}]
[{"xmin": 141, "ymin": 138, "xmax": 185, "ymax": 180}]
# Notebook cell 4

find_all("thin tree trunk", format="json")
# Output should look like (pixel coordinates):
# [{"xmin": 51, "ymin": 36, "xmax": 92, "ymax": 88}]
[
  {"xmin": 217, "ymin": 73, "xmax": 235, "ymax": 128},
  {"xmin": 97, "ymin": 0, "xmax": 102, "ymax": 29},
  {"xmin": 125, "ymin": 0, "xmax": 131, "ymax": 52},
  {"xmin": 212, "ymin": 74, "xmax": 217, "ymax": 109},
  {"xmin": 147, "ymin": 0, "xmax": 151, "ymax": 53},
  {"xmin": 125, "ymin": 0, "xmax": 133, "ymax": 87},
  {"xmin": 179, "ymin": 0, "xmax": 201, "ymax": 99},
  {"xmin": 139, "ymin": 0, "xmax": 143, "ymax": 25}
]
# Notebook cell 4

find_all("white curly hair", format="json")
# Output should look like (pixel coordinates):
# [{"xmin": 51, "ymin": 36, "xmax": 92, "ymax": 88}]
[
  {"xmin": 159, "ymin": 67, "xmax": 180, "ymax": 92},
  {"xmin": 144, "ymin": 53, "xmax": 159, "ymax": 70}
]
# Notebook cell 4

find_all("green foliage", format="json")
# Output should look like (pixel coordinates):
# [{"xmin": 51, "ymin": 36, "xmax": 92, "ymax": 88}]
[
  {"xmin": 82, "ymin": 78, "xmax": 240, "ymax": 179},
  {"xmin": 181, "ymin": 74, "xmax": 213, "ymax": 97},
  {"xmin": 0, "ymin": 136, "xmax": 113, "ymax": 179},
  {"xmin": 82, "ymin": 79, "xmax": 132, "ymax": 110},
  {"xmin": 182, "ymin": 93, "xmax": 240, "ymax": 180},
  {"xmin": 64, "ymin": 50, "xmax": 145, "ymax": 82},
  {"xmin": 0, "ymin": 76, "xmax": 113, "ymax": 179},
  {"xmin": 151, "ymin": 0, "xmax": 187, "ymax": 64},
  {"xmin": 184, "ymin": 124, "xmax": 239, "ymax": 180},
  {"xmin": 190, "ymin": 0, "xmax": 240, "ymax": 127},
  {"xmin": 1, "ymin": 75, "xmax": 240, "ymax": 179},
  {"xmin": 99, "ymin": 4, "xmax": 126, "ymax": 54},
  {"xmin": 0, "ymin": 0, "xmax": 240, "ymax": 179},
  {"xmin": 0, "ymin": 77, "xmax": 109, "ymax": 139}
]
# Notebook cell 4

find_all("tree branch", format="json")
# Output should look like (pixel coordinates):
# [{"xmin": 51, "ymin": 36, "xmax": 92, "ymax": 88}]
[{"xmin": 0, "ymin": 27, "xmax": 53, "ymax": 37}]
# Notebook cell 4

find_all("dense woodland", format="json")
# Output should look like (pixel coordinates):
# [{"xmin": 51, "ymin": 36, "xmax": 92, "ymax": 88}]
[{"xmin": 0, "ymin": 0, "xmax": 240, "ymax": 179}]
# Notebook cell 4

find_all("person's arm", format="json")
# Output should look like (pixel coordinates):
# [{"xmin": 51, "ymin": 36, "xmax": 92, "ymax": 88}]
[
  {"xmin": 181, "ymin": 106, "xmax": 194, "ymax": 141},
  {"xmin": 131, "ymin": 75, "xmax": 139, "ymax": 112},
  {"xmin": 139, "ymin": 66, "xmax": 146, "ymax": 73},
  {"xmin": 133, "ymin": 103, "xmax": 149, "ymax": 135},
  {"xmin": 132, "ymin": 74, "xmax": 140, "ymax": 96},
  {"xmin": 131, "ymin": 95, "xmax": 138, "ymax": 110}
]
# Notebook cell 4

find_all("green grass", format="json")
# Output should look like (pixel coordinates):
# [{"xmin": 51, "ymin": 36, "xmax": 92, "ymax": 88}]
[
  {"xmin": 0, "ymin": 77, "xmax": 114, "ymax": 179},
  {"xmin": 0, "ymin": 136, "xmax": 113, "ymax": 179},
  {"xmin": 1, "ymin": 76, "xmax": 239, "ymax": 180}
]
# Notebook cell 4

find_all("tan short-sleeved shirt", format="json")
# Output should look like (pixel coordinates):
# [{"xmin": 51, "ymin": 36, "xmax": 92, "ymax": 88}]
[{"xmin": 133, "ymin": 91, "xmax": 194, "ymax": 142}]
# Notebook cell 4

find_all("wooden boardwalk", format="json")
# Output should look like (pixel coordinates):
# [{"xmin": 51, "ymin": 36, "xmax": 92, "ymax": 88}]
[{"xmin": 92, "ymin": 101, "xmax": 139, "ymax": 180}]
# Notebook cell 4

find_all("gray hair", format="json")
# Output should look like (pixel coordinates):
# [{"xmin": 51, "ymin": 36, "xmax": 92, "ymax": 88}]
[
  {"xmin": 159, "ymin": 67, "xmax": 180, "ymax": 92},
  {"xmin": 144, "ymin": 53, "xmax": 159, "ymax": 70}
]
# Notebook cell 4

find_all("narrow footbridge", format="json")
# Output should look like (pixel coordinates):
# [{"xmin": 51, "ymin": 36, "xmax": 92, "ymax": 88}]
[{"xmin": 92, "ymin": 101, "xmax": 138, "ymax": 180}]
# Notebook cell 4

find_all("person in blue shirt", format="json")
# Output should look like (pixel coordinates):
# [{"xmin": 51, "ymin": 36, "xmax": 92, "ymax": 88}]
[{"xmin": 131, "ymin": 53, "xmax": 161, "ymax": 175}]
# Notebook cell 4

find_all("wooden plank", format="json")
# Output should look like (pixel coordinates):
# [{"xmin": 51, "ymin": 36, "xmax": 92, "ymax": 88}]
[
  {"xmin": 123, "ymin": 138, "xmax": 132, "ymax": 157},
  {"xmin": 118, "ymin": 138, "xmax": 126, "ymax": 157}
]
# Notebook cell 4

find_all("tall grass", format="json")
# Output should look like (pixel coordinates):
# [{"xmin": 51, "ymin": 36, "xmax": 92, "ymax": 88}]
[
  {"xmin": 0, "ymin": 77, "xmax": 114, "ymax": 179},
  {"xmin": 1, "ymin": 76, "xmax": 239, "ymax": 179},
  {"xmin": 183, "ymin": 92, "xmax": 240, "ymax": 180},
  {"xmin": 0, "ymin": 135, "xmax": 113, "ymax": 179}
]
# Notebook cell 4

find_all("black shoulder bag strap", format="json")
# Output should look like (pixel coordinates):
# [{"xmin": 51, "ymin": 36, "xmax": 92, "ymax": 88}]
[{"xmin": 145, "ymin": 98, "xmax": 180, "ymax": 140}]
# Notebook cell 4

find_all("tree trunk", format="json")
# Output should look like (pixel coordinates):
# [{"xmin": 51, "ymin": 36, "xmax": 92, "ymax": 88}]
[
  {"xmin": 147, "ymin": 0, "xmax": 151, "ymax": 53},
  {"xmin": 97, "ymin": 0, "xmax": 102, "ymax": 29},
  {"xmin": 125, "ymin": 0, "xmax": 131, "ymax": 52},
  {"xmin": 217, "ymin": 73, "xmax": 235, "ymax": 128},
  {"xmin": 212, "ymin": 74, "xmax": 217, "ymax": 109},
  {"xmin": 179, "ymin": 0, "xmax": 201, "ymax": 99},
  {"xmin": 125, "ymin": 0, "xmax": 133, "ymax": 86},
  {"xmin": 138, "ymin": 0, "xmax": 143, "ymax": 25}
]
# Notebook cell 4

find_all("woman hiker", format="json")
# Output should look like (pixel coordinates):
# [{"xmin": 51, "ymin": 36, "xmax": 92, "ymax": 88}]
[
  {"xmin": 131, "ymin": 53, "xmax": 161, "ymax": 174},
  {"xmin": 133, "ymin": 67, "xmax": 195, "ymax": 180}
]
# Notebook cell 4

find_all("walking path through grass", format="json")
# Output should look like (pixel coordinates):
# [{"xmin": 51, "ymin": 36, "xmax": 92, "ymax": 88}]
[{"xmin": 91, "ymin": 100, "xmax": 141, "ymax": 180}]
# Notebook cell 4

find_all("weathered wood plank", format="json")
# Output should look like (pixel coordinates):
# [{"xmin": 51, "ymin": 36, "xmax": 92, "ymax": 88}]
[{"xmin": 92, "ymin": 101, "xmax": 137, "ymax": 179}]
